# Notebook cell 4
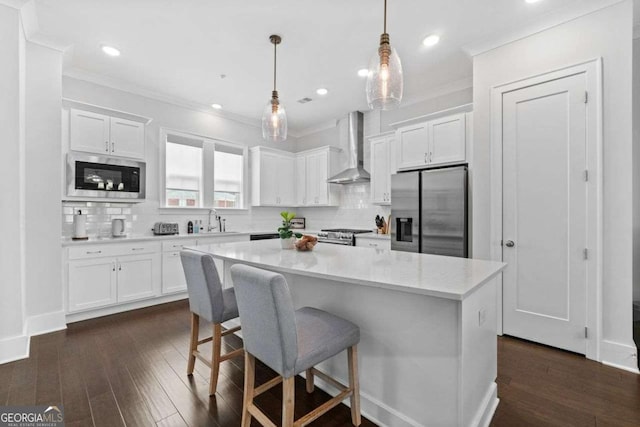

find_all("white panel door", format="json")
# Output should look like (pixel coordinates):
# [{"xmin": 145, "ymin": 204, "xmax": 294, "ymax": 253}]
[
  {"xmin": 68, "ymin": 258, "xmax": 117, "ymax": 312},
  {"xmin": 110, "ymin": 117, "xmax": 145, "ymax": 159},
  {"xmin": 396, "ymin": 123, "xmax": 428, "ymax": 170},
  {"xmin": 502, "ymin": 73, "xmax": 587, "ymax": 354},
  {"xmin": 371, "ymin": 137, "xmax": 390, "ymax": 204},
  {"xmin": 295, "ymin": 156, "xmax": 307, "ymax": 206},
  {"xmin": 117, "ymin": 254, "xmax": 157, "ymax": 302},
  {"xmin": 69, "ymin": 109, "xmax": 110, "ymax": 155},
  {"xmin": 428, "ymin": 114, "xmax": 466, "ymax": 165},
  {"xmin": 162, "ymin": 251, "xmax": 187, "ymax": 294}
]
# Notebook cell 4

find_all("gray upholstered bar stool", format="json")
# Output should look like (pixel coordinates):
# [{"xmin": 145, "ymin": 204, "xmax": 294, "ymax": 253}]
[
  {"xmin": 230, "ymin": 264, "xmax": 361, "ymax": 427},
  {"xmin": 180, "ymin": 249, "xmax": 243, "ymax": 395}
]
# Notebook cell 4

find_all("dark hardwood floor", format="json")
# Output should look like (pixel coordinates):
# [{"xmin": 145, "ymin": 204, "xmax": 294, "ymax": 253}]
[{"xmin": 1, "ymin": 300, "xmax": 639, "ymax": 426}]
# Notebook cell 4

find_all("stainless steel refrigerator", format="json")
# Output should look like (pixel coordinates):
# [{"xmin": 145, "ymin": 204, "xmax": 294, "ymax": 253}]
[{"xmin": 390, "ymin": 166, "xmax": 468, "ymax": 257}]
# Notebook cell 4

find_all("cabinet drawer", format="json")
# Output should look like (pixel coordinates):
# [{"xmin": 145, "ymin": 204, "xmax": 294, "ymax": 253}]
[
  {"xmin": 162, "ymin": 239, "xmax": 197, "ymax": 252},
  {"xmin": 68, "ymin": 245, "xmax": 118, "ymax": 260},
  {"xmin": 355, "ymin": 237, "xmax": 391, "ymax": 250},
  {"xmin": 68, "ymin": 242, "xmax": 160, "ymax": 260}
]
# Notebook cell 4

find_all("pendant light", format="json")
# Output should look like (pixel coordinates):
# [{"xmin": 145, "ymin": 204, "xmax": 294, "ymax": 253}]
[
  {"xmin": 366, "ymin": 0, "xmax": 403, "ymax": 110},
  {"xmin": 262, "ymin": 34, "xmax": 287, "ymax": 142}
]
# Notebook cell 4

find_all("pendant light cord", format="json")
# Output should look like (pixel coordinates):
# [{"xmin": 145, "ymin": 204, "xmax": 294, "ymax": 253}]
[
  {"xmin": 383, "ymin": 0, "xmax": 387, "ymax": 34},
  {"xmin": 273, "ymin": 41, "xmax": 277, "ymax": 92}
]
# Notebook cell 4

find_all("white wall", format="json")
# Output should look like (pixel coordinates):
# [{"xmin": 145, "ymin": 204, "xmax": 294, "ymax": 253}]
[
  {"xmin": 633, "ymin": 37, "xmax": 640, "ymax": 305},
  {"xmin": 25, "ymin": 42, "xmax": 63, "ymax": 319},
  {"xmin": 0, "ymin": 5, "xmax": 26, "ymax": 354},
  {"xmin": 473, "ymin": 1, "xmax": 636, "ymax": 368}
]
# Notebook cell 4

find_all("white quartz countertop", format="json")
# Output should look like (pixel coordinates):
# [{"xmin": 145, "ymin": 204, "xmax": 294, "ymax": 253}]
[{"xmin": 192, "ymin": 240, "xmax": 506, "ymax": 300}]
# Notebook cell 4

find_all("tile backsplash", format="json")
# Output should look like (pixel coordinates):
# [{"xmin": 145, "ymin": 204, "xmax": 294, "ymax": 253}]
[{"xmin": 61, "ymin": 183, "xmax": 390, "ymax": 238}]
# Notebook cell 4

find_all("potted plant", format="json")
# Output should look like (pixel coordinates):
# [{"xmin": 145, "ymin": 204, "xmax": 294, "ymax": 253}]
[{"xmin": 278, "ymin": 211, "xmax": 302, "ymax": 249}]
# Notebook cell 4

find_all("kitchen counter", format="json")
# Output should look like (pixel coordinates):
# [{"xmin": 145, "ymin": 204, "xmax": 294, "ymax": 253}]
[
  {"xmin": 192, "ymin": 239, "xmax": 503, "ymax": 300},
  {"xmin": 193, "ymin": 240, "xmax": 505, "ymax": 426},
  {"xmin": 60, "ymin": 230, "xmax": 318, "ymax": 247},
  {"xmin": 357, "ymin": 232, "xmax": 390, "ymax": 240}
]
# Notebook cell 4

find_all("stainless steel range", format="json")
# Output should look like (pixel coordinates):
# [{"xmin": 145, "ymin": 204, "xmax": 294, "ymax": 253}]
[{"xmin": 317, "ymin": 229, "xmax": 372, "ymax": 246}]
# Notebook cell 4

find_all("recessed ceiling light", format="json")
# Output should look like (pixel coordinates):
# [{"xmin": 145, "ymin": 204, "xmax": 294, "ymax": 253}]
[
  {"xmin": 101, "ymin": 45, "xmax": 121, "ymax": 57},
  {"xmin": 316, "ymin": 88, "xmax": 329, "ymax": 96},
  {"xmin": 357, "ymin": 68, "xmax": 369, "ymax": 77},
  {"xmin": 422, "ymin": 34, "xmax": 440, "ymax": 47},
  {"xmin": 211, "ymin": 103, "xmax": 223, "ymax": 110}
]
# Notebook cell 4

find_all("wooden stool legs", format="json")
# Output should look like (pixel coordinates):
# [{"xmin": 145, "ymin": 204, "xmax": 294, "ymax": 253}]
[
  {"xmin": 187, "ymin": 313, "xmax": 199, "ymax": 375},
  {"xmin": 241, "ymin": 345, "xmax": 362, "ymax": 427},
  {"xmin": 187, "ymin": 312, "xmax": 243, "ymax": 396}
]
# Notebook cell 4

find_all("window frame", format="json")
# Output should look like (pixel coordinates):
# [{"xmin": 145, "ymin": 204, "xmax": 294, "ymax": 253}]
[{"xmin": 159, "ymin": 127, "xmax": 249, "ymax": 211}]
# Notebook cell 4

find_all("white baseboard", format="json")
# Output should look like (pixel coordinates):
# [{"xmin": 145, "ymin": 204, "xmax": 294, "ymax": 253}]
[
  {"xmin": 65, "ymin": 293, "xmax": 188, "ymax": 323},
  {"xmin": 0, "ymin": 334, "xmax": 30, "ymax": 365},
  {"xmin": 600, "ymin": 339, "xmax": 639, "ymax": 374},
  {"xmin": 474, "ymin": 383, "xmax": 499, "ymax": 427},
  {"xmin": 26, "ymin": 310, "xmax": 66, "ymax": 337}
]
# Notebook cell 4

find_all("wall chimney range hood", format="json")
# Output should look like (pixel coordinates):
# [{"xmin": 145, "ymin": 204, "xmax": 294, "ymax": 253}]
[{"xmin": 327, "ymin": 111, "xmax": 371, "ymax": 184}]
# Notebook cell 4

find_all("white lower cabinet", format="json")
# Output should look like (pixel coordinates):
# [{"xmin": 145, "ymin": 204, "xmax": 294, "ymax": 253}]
[
  {"xmin": 355, "ymin": 236, "xmax": 391, "ymax": 250},
  {"xmin": 161, "ymin": 239, "xmax": 197, "ymax": 294},
  {"xmin": 68, "ymin": 258, "xmax": 117, "ymax": 312},
  {"xmin": 67, "ymin": 242, "xmax": 161, "ymax": 313}
]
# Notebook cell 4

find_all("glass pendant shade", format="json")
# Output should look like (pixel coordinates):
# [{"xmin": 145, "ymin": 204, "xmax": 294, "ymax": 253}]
[
  {"xmin": 262, "ymin": 97, "xmax": 287, "ymax": 142},
  {"xmin": 366, "ymin": 44, "xmax": 403, "ymax": 110}
]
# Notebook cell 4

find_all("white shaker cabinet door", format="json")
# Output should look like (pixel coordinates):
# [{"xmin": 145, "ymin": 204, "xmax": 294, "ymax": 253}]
[
  {"xmin": 277, "ymin": 155, "xmax": 296, "ymax": 206},
  {"xmin": 110, "ymin": 117, "xmax": 145, "ymax": 159},
  {"xmin": 69, "ymin": 109, "xmax": 111, "ymax": 155},
  {"xmin": 162, "ymin": 251, "xmax": 188, "ymax": 294},
  {"xmin": 428, "ymin": 113, "xmax": 466, "ymax": 166},
  {"xmin": 312, "ymin": 151, "xmax": 329, "ymax": 205},
  {"xmin": 371, "ymin": 136, "xmax": 391, "ymax": 205},
  {"xmin": 68, "ymin": 258, "xmax": 117, "ymax": 312},
  {"xmin": 295, "ymin": 156, "xmax": 307, "ymax": 206},
  {"xmin": 396, "ymin": 123, "xmax": 428, "ymax": 170},
  {"xmin": 117, "ymin": 254, "xmax": 159, "ymax": 303},
  {"xmin": 259, "ymin": 152, "xmax": 280, "ymax": 205}
]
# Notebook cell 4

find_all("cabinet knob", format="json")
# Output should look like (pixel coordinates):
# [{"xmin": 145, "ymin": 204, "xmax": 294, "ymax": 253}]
[
  {"xmin": 424, "ymin": 153, "xmax": 428, "ymax": 164},
  {"xmin": 504, "ymin": 240, "xmax": 515, "ymax": 247},
  {"xmin": 105, "ymin": 141, "xmax": 109, "ymax": 152},
  {"xmin": 112, "ymin": 142, "xmax": 115, "ymax": 152}
]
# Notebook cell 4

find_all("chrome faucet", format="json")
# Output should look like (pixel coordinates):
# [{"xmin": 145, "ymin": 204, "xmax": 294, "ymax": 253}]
[{"xmin": 207, "ymin": 209, "xmax": 222, "ymax": 232}]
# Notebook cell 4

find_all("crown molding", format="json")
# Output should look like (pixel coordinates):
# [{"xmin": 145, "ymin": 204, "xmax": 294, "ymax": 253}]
[
  {"xmin": 290, "ymin": 119, "xmax": 338, "ymax": 138},
  {"xmin": 463, "ymin": 0, "xmax": 626, "ymax": 57},
  {"xmin": 63, "ymin": 67, "xmax": 262, "ymax": 129}
]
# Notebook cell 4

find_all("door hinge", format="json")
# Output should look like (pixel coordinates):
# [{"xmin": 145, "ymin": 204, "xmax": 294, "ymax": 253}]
[
  {"xmin": 584, "ymin": 170, "xmax": 589, "ymax": 182},
  {"xmin": 584, "ymin": 91, "xmax": 589, "ymax": 104},
  {"xmin": 585, "ymin": 327, "xmax": 588, "ymax": 338},
  {"xmin": 583, "ymin": 248, "xmax": 589, "ymax": 260}
]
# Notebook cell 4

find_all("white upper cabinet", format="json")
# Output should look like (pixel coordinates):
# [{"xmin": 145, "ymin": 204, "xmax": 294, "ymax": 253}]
[
  {"xmin": 110, "ymin": 117, "xmax": 145, "ymax": 159},
  {"xmin": 295, "ymin": 156, "xmax": 307, "ymax": 206},
  {"xmin": 370, "ymin": 134, "xmax": 394, "ymax": 205},
  {"xmin": 70, "ymin": 109, "xmax": 111, "ymax": 155},
  {"xmin": 395, "ymin": 112, "xmax": 467, "ymax": 171},
  {"xmin": 69, "ymin": 107, "xmax": 146, "ymax": 160},
  {"xmin": 251, "ymin": 147, "xmax": 295, "ymax": 206},
  {"xmin": 296, "ymin": 146, "xmax": 340, "ymax": 207},
  {"xmin": 428, "ymin": 114, "xmax": 466, "ymax": 165},
  {"xmin": 396, "ymin": 123, "xmax": 429, "ymax": 170}
]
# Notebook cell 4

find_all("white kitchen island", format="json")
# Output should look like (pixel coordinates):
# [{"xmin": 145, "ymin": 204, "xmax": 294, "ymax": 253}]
[{"xmin": 192, "ymin": 240, "xmax": 506, "ymax": 427}]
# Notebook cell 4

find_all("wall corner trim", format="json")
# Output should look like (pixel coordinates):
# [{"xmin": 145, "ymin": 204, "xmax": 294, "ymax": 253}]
[
  {"xmin": 600, "ymin": 339, "xmax": 639, "ymax": 374},
  {"xmin": 0, "ymin": 311, "xmax": 66, "ymax": 365}
]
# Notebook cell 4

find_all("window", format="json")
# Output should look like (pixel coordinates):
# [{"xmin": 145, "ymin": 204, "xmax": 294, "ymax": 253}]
[
  {"xmin": 214, "ymin": 145, "xmax": 244, "ymax": 208},
  {"xmin": 162, "ymin": 130, "xmax": 246, "ymax": 209}
]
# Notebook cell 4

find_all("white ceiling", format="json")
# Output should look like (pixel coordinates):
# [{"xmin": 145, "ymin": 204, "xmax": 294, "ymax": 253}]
[{"xmin": 33, "ymin": 0, "xmax": 622, "ymax": 133}]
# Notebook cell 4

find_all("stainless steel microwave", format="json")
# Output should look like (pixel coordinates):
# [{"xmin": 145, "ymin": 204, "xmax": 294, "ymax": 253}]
[{"xmin": 66, "ymin": 153, "xmax": 146, "ymax": 200}]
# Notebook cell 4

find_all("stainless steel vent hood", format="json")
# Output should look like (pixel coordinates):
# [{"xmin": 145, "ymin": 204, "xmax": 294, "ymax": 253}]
[{"xmin": 327, "ymin": 111, "xmax": 371, "ymax": 184}]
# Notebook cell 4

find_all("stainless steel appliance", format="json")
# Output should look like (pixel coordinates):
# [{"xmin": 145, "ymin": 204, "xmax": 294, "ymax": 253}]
[
  {"xmin": 153, "ymin": 222, "xmax": 179, "ymax": 235},
  {"xmin": 317, "ymin": 228, "xmax": 372, "ymax": 246},
  {"xmin": 391, "ymin": 166, "xmax": 468, "ymax": 257},
  {"xmin": 66, "ymin": 153, "xmax": 146, "ymax": 200},
  {"xmin": 326, "ymin": 112, "xmax": 370, "ymax": 184}
]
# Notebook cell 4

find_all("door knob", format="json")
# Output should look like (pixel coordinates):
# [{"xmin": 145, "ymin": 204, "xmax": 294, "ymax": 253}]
[{"xmin": 505, "ymin": 240, "xmax": 515, "ymax": 247}]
